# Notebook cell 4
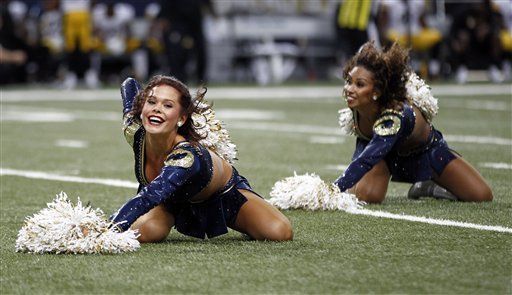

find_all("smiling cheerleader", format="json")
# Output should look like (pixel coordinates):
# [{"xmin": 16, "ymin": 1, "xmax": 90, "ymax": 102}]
[{"xmin": 111, "ymin": 75, "xmax": 293, "ymax": 242}]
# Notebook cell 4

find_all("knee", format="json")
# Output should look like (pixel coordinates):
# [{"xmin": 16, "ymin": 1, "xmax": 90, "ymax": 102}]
[
  {"xmin": 266, "ymin": 219, "xmax": 293, "ymax": 241},
  {"xmin": 355, "ymin": 186, "xmax": 386, "ymax": 204},
  {"xmin": 135, "ymin": 219, "xmax": 171, "ymax": 243},
  {"xmin": 465, "ymin": 185, "xmax": 493, "ymax": 202}
]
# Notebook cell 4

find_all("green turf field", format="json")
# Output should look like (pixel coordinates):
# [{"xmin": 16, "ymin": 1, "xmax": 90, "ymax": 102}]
[{"xmin": 1, "ymin": 84, "xmax": 511, "ymax": 294}]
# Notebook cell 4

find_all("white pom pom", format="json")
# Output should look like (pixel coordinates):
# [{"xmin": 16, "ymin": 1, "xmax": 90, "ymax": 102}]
[
  {"xmin": 405, "ymin": 72, "xmax": 438, "ymax": 123},
  {"xmin": 192, "ymin": 103, "xmax": 237, "ymax": 164},
  {"xmin": 269, "ymin": 173, "xmax": 364, "ymax": 212},
  {"xmin": 338, "ymin": 108, "xmax": 355, "ymax": 136},
  {"xmin": 15, "ymin": 192, "xmax": 140, "ymax": 254}
]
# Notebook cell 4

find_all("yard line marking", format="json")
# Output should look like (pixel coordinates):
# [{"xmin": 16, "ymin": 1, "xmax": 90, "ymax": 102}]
[
  {"xmin": 464, "ymin": 100, "xmax": 510, "ymax": 111},
  {"xmin": 2, "ymin": 168, "xmax": 510, "ymax": 234},
  {"xmin": 214, "ymin": 109, "xmax": 284, "ymax": 120},
  {"xmin": 230, "ymin": 121, "xmax": 341, "ymax": 135},
  {"xmin": 2, "ymin": 84, "xmax": 510, "ymax": 102},
  {"xmin": 309, "ymin": 136, "xmax": 346, "ymax": 144},
  {"xmin": 1, "ymin": 110, "xmax": 75, "ymax": 122},
  {"xmin": 55, "ymin": 139, "xmax": 89, "ymax": 149},
  {"xmin": 1, "ymin": 108, "xmax": 118, "ymax": 122},
  {"xmin": 231, "ymin": 122, "xmax": 512, "ymax": 146},
  {"xmin": 442, "ymin": 99, "xmax": 510, "ymax": 111},
  {"xmin": 308, "ymin": 134, "xmax": 512, "ymax": 146},
  {"xmin": 444, "ymin": 135, "xmax": 512, "ymax": 146},
  {"xmin": 0, "ymin": 168, "xmax": 138, "ymax": 189},
  {"xmin": 3, "ymin": 105, "xmax": 510, "ymax": 146},
  {"xmin": 350, "ymin": 209, "xmax": 512, "ymax": 234},
  {"xmin": 1, "ymin": 106, "xmax": 282, "ymax": 122},
  {"xmin": 479, "ymin": 162, "xmax": 512, "ymax": 170},
  {"xmin": 325, "ymin": 164, "xmax": 349, "ymax": 171},
  {"xmin": 328, "ymin": 162, "xmax": 512, "ymax": 172}
]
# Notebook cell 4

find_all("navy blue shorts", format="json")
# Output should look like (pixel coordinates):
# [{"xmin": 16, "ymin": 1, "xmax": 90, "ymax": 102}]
[
  {"xmin": 165, "ymin": 168, "xmax": 257, "ymax": 239},
  {"xmin": 385, "ymin": 129, "xmax": 457, "ymax": 183}
]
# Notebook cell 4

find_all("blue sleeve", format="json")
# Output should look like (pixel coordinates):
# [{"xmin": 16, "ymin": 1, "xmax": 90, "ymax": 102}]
[
  {"xmin": 120, "ymin": 78, "xmax": 143, "ymax": 147},
  {"xmin": 110, "ymin": 153, "xmax": 200, "ymax": 231},
  {"xmin": 335, "ymin": 112, "xmax": 406, "ymax": 192},
  {"xmin": 352, "ymin": 137, "xmax": 368, "ymax": 161},
  {"xmin": 120, "ymin": 77, "xmax": 141, "ymax": 116}
]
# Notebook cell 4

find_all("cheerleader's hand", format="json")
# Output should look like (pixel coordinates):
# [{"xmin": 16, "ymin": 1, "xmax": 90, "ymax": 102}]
[{"xmin": 120, "ymin": 77, "xmax": 141, "ymax": 115}]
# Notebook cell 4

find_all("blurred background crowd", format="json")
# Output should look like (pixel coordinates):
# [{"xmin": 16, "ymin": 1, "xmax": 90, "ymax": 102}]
[{"xmin": 1, "ymin": 0, "xmax": 511, "ymax": 87}]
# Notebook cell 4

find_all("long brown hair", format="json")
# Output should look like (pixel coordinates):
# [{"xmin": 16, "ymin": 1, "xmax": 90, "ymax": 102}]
[
  {"xmin": 130, "ymin": 75, "xmax": 209, "ymax": 145},
  {"xmin": 343, "ymin": 41, "xmax": 410, "ymax": 110}
]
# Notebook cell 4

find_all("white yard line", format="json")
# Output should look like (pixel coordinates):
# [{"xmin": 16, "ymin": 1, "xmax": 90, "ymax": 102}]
[
  {"xmin": 0, "ymin": 168, "xmax": 138, "ymax": 189},
  {"xmin": 2, "ymin": 106, "xmax": 511, "ymax": 146},
  {"xmin": 350, "ymin": 209, "xmax": 512, "ymax": 234},
  {"xmin": 326, "ymin": 163, "xmax": 512, "ymax": 172},
  {"xmin": 230, "ymin": 121, "xmax": 341, "ymax": 135},
  {"xmin": 444, "ymin": 135, "xmax": 512, "ymax": 146},
  {"xmin": 441, "ymin": 99, "xmax": 510, "ymax": 111},
  {"xmin": 325, "ymin": 164, "xmax": 349, "ymax": 171},
  {"xmin": 309, "ymin": 136, "xmax": 346, "ymax": 144},
  {"xmin": 1, "ymin": 167, "xmax": 510, "ymax": 234},
  {"xmin": 479, "ymin": 162, "xmax": 512, "ymax": 170},
  {"xmin": 234, "ymin": 122, "xmax": 511, "ymax": 146},
  {"xmin": 0, "ymin": 107, "xmax": 282, "ymax": 122},
  {"xmin": 1, "ymin": 108, "xmax": 118, "ymax": 122},
  {"xmin": 55, "ymin": 139, "xmax": 89, "ymax": 149}
]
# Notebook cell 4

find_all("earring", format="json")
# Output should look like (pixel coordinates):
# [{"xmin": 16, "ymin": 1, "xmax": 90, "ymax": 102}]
[
  {"xmin": 177, "ymin": 121, "xmax": 183, "ymax": 127},
  {"xmin": 139, "ymin": 114, "xmax": 143, "ymax": 120},
  {"xmin": 372, "ymin": 95, "xmax": 378, "ymax": 101}
]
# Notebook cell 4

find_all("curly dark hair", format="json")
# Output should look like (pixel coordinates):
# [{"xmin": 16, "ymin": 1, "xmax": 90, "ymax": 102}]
[
  {"xmin": 343, "ymin": 41, "xmax": 411, "ymax": 110},
  {"xmin": 130, "ymin": 75, "xmax": 209, "ymax": 145}
]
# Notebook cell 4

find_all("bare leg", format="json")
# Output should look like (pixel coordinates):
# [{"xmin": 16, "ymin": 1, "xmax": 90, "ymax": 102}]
[
  {"xmin": 231, "ymin": 190, "xmax": 293, "ymax": 241},
  {"xmin": 433, "ymin": 155, "xmax": 493, "ymax": 202},
  {"xmin": 351, "ymin": 160, "xmax": 391, "ymax": 204},
  {"xmin": 131, "ymin": 204, "xmax": 175, "ymax": 243}
]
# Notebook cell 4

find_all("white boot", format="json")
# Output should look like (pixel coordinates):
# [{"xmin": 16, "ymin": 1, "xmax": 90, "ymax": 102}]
[
  {"xmin": 455, "ymin": 66, "xmax": 468, "ymax": 84},
  {"xmin": 85, "ymin": 69, "xmax": 100, "ymax": 89},
  {"xmin": 63, "ymin": 72, "xmax": 77, "ymax": 89},
  {"xmin": 488, "ymin": 65, "xmax": 504, "ymax": 83}
]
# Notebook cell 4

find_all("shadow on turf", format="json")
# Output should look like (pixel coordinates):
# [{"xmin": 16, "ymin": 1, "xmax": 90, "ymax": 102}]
[{"xmin": 161, "ymin": 234, "xmax": 253, "ymax": 244}]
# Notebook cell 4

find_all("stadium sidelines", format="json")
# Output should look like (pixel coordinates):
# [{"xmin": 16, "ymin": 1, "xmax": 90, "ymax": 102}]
[{"xmin": 2, "ymin": 167, "xmax": 511, "ymax": 234}]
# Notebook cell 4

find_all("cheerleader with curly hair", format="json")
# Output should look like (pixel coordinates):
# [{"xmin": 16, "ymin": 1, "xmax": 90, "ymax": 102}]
[{"xmin": 335, "ymin": 42, "xmax": 493, "ymax": 203}]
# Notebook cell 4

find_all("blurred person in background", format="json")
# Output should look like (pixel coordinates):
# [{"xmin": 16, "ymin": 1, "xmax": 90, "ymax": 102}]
[
  {"xmin": 378, "ymin": 0, "xmax": 442, "ymax": 79},
  {"xmin": 447, "ymin": 0, "xmax": 504, "ymax": 84},
  {"xmin": 38, "ymin": 0, "xmax": 64, "ymax": 83},
  {"xmin": 336, "ymin": 42, "xmax": 493, "ymax": 203},
  {"xmin": 91, "ymin": 1, "xmax": 134, "ymax": 84},
  {"xmin": 0, "ymin": 0, "xmax": 27, "ymax": 84},
  {"xmin": 125, "ymin": 2, "xmax": 163, "ymax": 82},
  {"xmin": 333, "ymin": 0, "xmax": 380, "ymax": 71},
  {"xmin": 494, "ymin": 0, "xmax": 511, "ymax": 81},
  {"xmin": 1, "ymin": 0, "xmax": 52, "ymax": 84},
  {"xmin": 157, "ymin": 0, "xmax": 216, "ymax": 84},
  {"xmin": 61, "ymin": 0, "xmax": 99, "ymax": 88}
]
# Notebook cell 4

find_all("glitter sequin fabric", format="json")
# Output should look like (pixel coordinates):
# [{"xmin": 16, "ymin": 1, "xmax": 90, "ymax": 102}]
[{"xmin": 335, "ymin": 103, "xmax": 456, "ymax": 192}]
